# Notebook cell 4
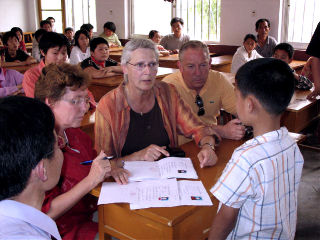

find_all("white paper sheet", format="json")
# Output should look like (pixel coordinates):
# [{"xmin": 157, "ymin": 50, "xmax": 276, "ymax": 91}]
[
  {"xmin": 124, "ymin": 157, "xmax": 198, "ymax": 182},
  {"xmin": 178, "ymin": 180, "xmax": 213, "ymax": 206}
]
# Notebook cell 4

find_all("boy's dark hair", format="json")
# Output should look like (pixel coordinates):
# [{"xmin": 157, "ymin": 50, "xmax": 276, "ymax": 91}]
[
  {"xmin": 273, "ymin": 43, "xmax": 294, "ymax": 59},
  {"xmin": 39, "ymin": 32, "xmax": 68, "ymax": 54},
  {"xmin": 40, "ymin": 20, "xmax": 52, "ymax": 28},
  {"xmin": 170, "ymin": 17, "xmax": 184, "ymax": 26},
  {"xmin": 46, "ymin": 16, "xmax": 55, "ymax": 22},
  {"xmin": 255, "ymin": 19, "xmax": 270, "ymax": 30},
  {"xmin": 236, "ymin": 58, "xmax": 294, "ymax": 116},
  {"xmin": 35, "ymin": 29, "xmax": 47, "ymax": 42},
  {"xmin": 81, "ymin": 23, "xmax": 94, "ymax": 32},
  {"xmin": 74, "ymin": 29, "xmax": 90, "ymax": 48},
  {"xmin": 90, "ymin": 37, "xmax": 109, "ymax": 52},
  {"xmin": 149, "ymin": 30, "xmax": 159, "ymax": 39},
  {"xmin": 244, "ymin": 34, "xmax": 258, "ymax": 43},
  {"xmin": 11, "ymin": 27, "xmax": 23, "ymax": 38},
  {"xmin": 0, "ymin": 96, "xmax": 55, "ymax": 201},
  {"xmin": 3, "ymin": 31, "xmax": 19, "ymax": 45},
  {"xmin": 64, "ymin": 27, "xmax": 74, "ymax": 34},
  {"xmin": 103, "ymin": 21, "xmax": 116, "ymax": 33}
]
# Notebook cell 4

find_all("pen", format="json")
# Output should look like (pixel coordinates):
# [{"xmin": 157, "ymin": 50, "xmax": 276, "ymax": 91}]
[{"xmin": 80, "ymin": 156, "xmax": 114, "ymax": 165}]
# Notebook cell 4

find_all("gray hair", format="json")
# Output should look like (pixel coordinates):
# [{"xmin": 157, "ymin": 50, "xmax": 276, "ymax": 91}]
[
  {"xmin": 179, "ymin": 40, "xmax": 210, "ymax": 62},
  {"xmin": 121, "ymin": 38, "xmax": 159, "ymax": 83}
]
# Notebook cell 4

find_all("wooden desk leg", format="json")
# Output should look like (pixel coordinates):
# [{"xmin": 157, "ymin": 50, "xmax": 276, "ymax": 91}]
[{"xmin": 98, "ymin": 205, "xmax": 112, "ymax": 240}]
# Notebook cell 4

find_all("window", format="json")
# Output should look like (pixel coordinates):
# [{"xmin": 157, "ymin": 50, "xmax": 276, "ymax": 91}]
[
  {"xmin": 38, "ymin": 0, "xmax": 65, "ymax": 33},
  {"xmin": 131, "ymin": 0, "xmax": 221, "ymax": 42},
  {"xmin": 65, "ymin": 0, "xmax": 97, "ymax": 32},
  {"xmin": 282, "ymin": 0, "xmax": 320, "ymax": 49}
]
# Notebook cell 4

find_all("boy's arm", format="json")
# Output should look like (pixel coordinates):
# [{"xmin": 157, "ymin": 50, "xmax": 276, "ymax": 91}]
[
  {"xmin": 26, "ymin": 56, "xmax": 37, "ymax": 65},
  {"xmin": 83, "ymin": 66, "xmax": 117, "ymax": 78},
  {"xmin": 208, "ymin": 203, "xmax": 239, "ymax": 240}
]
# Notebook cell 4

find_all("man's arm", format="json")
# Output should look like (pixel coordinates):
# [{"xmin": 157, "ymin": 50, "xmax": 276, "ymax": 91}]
[
  {"xmin": 213, "ymin": 118, "xmax": 245, "ymax": 140},
  {"xmin": 208, "ymin": 203, "xmax": 239, "ymax": 240}
]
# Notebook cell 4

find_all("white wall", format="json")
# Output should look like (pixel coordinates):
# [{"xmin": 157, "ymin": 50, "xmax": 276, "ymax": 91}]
[
  {"xmin": 220, "ymin": 0, "xmax": 281, "ymax": 45},
  {"xmin": 0, "ymin": 0, "xmax": 38, "ymax": 32},
  {"xmin": 95, "ymin": 0, "xmax": 128, "ymax": 38}
]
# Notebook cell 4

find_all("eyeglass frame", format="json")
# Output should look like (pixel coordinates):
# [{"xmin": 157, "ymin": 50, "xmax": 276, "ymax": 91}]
[
  {"xmin": 61, "ymin": 96, "xmax": 90, "ymax": 106},
  {"xmin": 43, "ymin": 135, "xmax": 67, "ymax": 159},
  {"xmin": 195, "ymin": 94, "xmax": 205, "ymax": 116},
  {"xmin": 127, "ymin": 61, "xmax": 159, "ymax": 71}
]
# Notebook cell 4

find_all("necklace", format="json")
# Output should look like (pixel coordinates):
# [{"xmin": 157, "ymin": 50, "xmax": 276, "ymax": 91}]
[{"xmin": 125, "ymin": 86, "xmax": 152, "ymax": 116}]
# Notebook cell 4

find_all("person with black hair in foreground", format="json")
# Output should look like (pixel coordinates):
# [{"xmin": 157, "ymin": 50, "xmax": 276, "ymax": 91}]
[{"xmin": 0, "ymin": 96, "xmax": 62, "ymax": 240}]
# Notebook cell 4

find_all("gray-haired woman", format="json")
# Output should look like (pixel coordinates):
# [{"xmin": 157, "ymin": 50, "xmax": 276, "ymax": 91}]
[{"xmin": 95, "ymin": 38, "xmax": 220, "ymax": 184}]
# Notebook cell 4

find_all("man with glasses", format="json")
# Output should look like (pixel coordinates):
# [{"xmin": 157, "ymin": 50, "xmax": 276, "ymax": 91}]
[
  {"xmin": 163, "ymin": 40, "xmax": 245, "ymax": 145},
  {"xmin": 0, "ymin": 96, "xmax": 62, "ymax": 240},
  {"xmin": 255, "ymin": 18, "xmax": 277, "ymax": 57}
]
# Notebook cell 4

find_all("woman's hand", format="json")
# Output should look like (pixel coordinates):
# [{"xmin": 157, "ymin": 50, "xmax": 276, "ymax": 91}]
[
  {"xmin": 197, "ymin": 145, "xmax": 218, "ymax": 168},
  {"xmin": 106, "ymin": 166, "xmax": 130, "ymax": 185},
  {"xmin": 136, "ymin": 144, "xmax": 169, "ymax": 161},
  {"xmin": 86, "ymin": 151, "xmax": 112, "ymax": 189}
]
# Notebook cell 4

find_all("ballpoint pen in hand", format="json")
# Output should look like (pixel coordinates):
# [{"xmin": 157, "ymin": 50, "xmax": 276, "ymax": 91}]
[{"xmin": 80, "ymin": 156, "xmax": 114, "ymax": 165}]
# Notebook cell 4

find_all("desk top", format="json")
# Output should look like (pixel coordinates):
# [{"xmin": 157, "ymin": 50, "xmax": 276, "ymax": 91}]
[
  {"xmin": 91, "ymin": 67, "xmax": 178, "ymax": 87},
  {"xmin": 287, "ymin": 88, "xmax": 319, "ymax": 112},
  {"xmin": 290, "ymin": 60, "xmax": 306, "ymax": 70},
  {"xmin": 211, "ymin": 55, "xmax": 233, "ymax": 66},
  {"xmin": 5, "ymin": 63, "xmax": 38, "ymax": 73},
  {"xmin": 109, "ymin": 46, "xmax": 123, "ymax": 52}
]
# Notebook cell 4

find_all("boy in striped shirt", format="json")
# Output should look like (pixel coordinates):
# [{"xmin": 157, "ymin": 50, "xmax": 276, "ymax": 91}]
[{"xmin": 209, "ymin": 58, "xmax": 304, "ymax": 240}]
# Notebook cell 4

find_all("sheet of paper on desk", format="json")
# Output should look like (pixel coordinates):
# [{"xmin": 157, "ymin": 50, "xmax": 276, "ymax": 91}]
[
  {"xmin": 124, "ymin": 157, "xmax": 198, "ymax": 182},
  {"xmin": 98, "ymin": 179, "xmax": 180, "ymax": 207}
]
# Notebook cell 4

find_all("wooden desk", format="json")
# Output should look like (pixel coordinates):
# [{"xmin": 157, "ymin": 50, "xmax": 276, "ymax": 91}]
[
  {"xmin": 89, "ymin": 67, "xmax": 179, "ymax": 102},
  {"xmin": 92, "ymin": 138, "xmax": 246, "ymax": 240},
  {"xmin": 109, "ymin": 51, "xmax": 122, "ymax": 62},
  {"xmin": 290, "ymin": 60, "xmax": 306, "ymax": 74},
  {"xmin": 281, "ymin": 89, "xmax": 320, "ymax": 132},
  {"xmin": 109, "ymin": 46, "xmax": 123, "ymax": 52},
  {"xmin": 80, "ymin": 108, "xmax": 96, "ymax": 143},
  {"xmin": 159, "ymin": 54, "xmax": 179, "ymax": 68},
  {"xmin": 211, "ymin": 55, "xmax": 232, "ymax": 72},
  {"xmin": 5, "ymin": 63, "xmax": 38, "ymax": 73}
]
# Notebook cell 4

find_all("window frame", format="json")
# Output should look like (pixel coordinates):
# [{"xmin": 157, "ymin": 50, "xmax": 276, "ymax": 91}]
[{"xmin": 37, "ymin": 0, "xmax": 66, "ymax": 32}]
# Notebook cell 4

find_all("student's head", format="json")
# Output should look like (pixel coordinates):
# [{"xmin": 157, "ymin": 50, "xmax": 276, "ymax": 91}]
[
  {"xmin": 235, "ymin": 58, "xmax": 294, "ymax": 122},
  {"xmin": 177, "ymin": 40, "xmax": 211, "ymax": 93},
  {"xmin": 103, "ymin": 21, "xmax": 116, "ymax": 37},
  {"xmin": 273, "ymin": 43, "xmax": 294, "ymax": 64},
  {"xmin": 40, "ymin": 20, "xmax": 52, "ymax": 32},
  {"xmin": 149, "ymin": 30, "xmax": 161, "ymax": 44},
  {"xmin": 11, "ymin": 27, "xmax": 23, "ymax": 42},
  {"xmin": 90, "ymin": 37, "xmax": 110, "ymax": 62},
  {"xmin": 170, "ymin": 17, "xmax": 184, "ymax": 36},
  {"xmin": 243, "ymin": 34, "xmax": 258, "ymax": 53},
  {"xmin": 3, "ymin": 31, "xmax": 19, "ymax": 50},
  {"xmin": 35, "ymin": 29, "xmax": 47, "ymax": 43},
  {"xmin": 74, "ymin": 29, "xmax": 90, "ymax": 49},
  {"xmin": 64, "ymin": 27, "xmax": 74, "ymax": 40},
  {"xmin": 80, "ymin": 23, "xmax": 94, "ymax": 39},
  {"xmin": 255, "ymin": 18, "xmax": 270, "ymax": 37},
  {"xmin": 0, "ymin": 96, "xmax": 62, "ymax": 201},
  {"xmin": 39, "ymin": 32, "xmax": 68, "ymax": 65},
  {"xmin": 35, "ymin": 63, "xmax": 91, "ymax": 129},
  {"xmin": 46, "ymin": 17, "xmax": 55, "ymax": 27}
]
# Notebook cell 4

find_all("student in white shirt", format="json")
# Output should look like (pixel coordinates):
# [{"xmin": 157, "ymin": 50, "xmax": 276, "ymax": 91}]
[
  {"xmin": 231, "ymin": 34, "xmax": 263, "ymax": 73},
  {"xmin": 70, "ymin": 29, "xmax": 91, "ymax": 65},
  {"xmin": 0, "ymin": 96, "xmax": 62, "ymax": 240}
]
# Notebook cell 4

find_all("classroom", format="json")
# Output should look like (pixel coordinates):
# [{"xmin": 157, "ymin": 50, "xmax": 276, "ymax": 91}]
[{"xmin": 0, "ymin": 0, "xmax": 319, "ymax": 239}]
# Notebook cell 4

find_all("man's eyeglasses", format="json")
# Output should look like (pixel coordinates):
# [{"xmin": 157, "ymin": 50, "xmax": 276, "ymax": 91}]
[
  {"xmin": 195, "ymin": 95, "xmax": 205, "ymax": 116},
  {"xmin": 44, "ymin": 135, "xmax": 67, "ymax": 158},
  {"xmin": 62, "ymin": 96, "xmax": 90, "ymax": 106},
  {"xmin": 127, "ymin": 62, "xmax": 159, "ymax": 71}
]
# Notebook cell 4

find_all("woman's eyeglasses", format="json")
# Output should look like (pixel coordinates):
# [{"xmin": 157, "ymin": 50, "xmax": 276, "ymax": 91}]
[
  {"xmin": 62, "ymin": 96, "xmax": 90, "ymax": 106},
  {"xmin": 195, "ymin": 95, "xmax": 205, "ymax": 116},
  {"xmin": 127, "ymin": 62, "xmax": 159, "ymax": 71}
]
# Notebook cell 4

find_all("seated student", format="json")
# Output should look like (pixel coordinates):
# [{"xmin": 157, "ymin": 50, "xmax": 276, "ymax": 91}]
[
  {"xmin": 11, "ymin": 27, "xmax": 27, "ymax": 52},
  {"xmin": 0, "ymin": 96, "xmax": 62, "ymax": 240},
  {"xmin": 149, "ymin": 30, "xmax": 170, "ymax": 56},
  {"xmin": 99, "ymin": 21, "xmax": 122, "ymax": 47},
  {"xmin": 32, "ymin": 20, "xmax": 53, "ymax": 58},
  {"xmin": 46, "ymin": 17, "xmax": 56, "ymax": 32},
  {"xmin": 64, "ymin": 27, "xmax": 75, "ymax": 50},
  {"xmin": 0, "ymin": 59, "xmax": 24, "ymax": 97},
  {"xmin": 208, "ymin": 58, "xmax": 304, "ymax": 240},
  {"xmin": 81, "ymin": 23, "xmax": 94, "ymax": 39},
  {"xmin": 273, "ymin": 43, "xmax": 313, "ymax": 90},
  {"xmin": 35, "ymin": 63, "xmax": 112, "ymax": 240},
  {"xmin": 32, "ymin": 29, "xmax": 47, "ymax": 62},
  {"xmin": 0, "ymin": 31, "xmax": 37, "ymax": 67},
  {"xmin": 160, "ymin": 17, "xmax": 190, "ymax": 54},
  {"xmin": 70, "ymin": 29, "xmax": 90, "ymax": 65},
  {"xmin": 255, "ymin": 18, "xmax": 277, "ymax": 57},
  {"xmin": 231, "ymin": 34, "xmax": 263, "ymax": 73},
  {"xmin": 81, "ymin": 37, "xmax": 122, "ymax": 78}
]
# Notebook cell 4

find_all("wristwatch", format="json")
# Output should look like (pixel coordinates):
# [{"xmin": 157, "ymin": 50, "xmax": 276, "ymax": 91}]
[{"xmin": 202, "ymin": 142, "xmax": 215, "ymax": 151}]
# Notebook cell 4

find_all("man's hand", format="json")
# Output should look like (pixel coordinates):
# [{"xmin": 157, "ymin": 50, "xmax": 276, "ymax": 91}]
[
  {"xmin": 197, "ymin": 145, "xmax": 218, "ymax": 168},
  {"xmin": 215, "ymin": 118, "xmax": 245, "ymax": 140}
]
